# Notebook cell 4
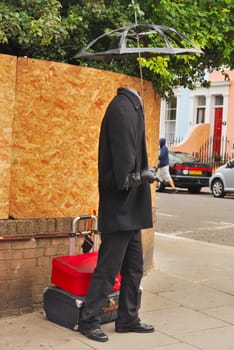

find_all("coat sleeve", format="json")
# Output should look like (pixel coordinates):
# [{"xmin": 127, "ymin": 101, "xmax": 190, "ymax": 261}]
[{"xmin": 108, "ymin": 98, "xmax": 138, "ymax": 191}]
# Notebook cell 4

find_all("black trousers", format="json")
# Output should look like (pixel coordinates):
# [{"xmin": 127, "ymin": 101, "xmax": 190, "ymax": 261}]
[{"xmin": 79, "ymin": 229, "xmax": 144, "ymax": 330}]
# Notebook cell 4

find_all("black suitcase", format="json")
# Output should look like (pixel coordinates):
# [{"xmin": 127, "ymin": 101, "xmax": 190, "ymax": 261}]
[{"xmin": 43, "ymin": 286, "xmax": 142, "ymax": 331}]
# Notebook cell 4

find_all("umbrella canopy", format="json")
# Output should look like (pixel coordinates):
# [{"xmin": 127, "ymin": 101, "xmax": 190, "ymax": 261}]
[{"xmin": 74, "ymin": 24, "xmax": 203, "ymax": 61}]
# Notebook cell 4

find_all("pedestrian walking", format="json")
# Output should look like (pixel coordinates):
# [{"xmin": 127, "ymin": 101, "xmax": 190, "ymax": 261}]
[{"xmin": 156, "ymin": 137, "xmax": 177, "ymax": 192}]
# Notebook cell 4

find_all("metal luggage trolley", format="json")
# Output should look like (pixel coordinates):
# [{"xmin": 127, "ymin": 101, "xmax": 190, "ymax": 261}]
[{"xmin": 69, "ymin": 215, "xmax": 99, "ymax": 256}]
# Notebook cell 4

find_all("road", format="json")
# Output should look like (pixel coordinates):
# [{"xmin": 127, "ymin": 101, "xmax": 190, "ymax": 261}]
[{"xmin": 155, "ymin": 187, "xmax": 234, "ymax": 247}]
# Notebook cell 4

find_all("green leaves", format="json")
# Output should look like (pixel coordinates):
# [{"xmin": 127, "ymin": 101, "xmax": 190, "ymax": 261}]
[{"xmin": 0, "ymin": 0, "xmax": 233, "ymax": 96}]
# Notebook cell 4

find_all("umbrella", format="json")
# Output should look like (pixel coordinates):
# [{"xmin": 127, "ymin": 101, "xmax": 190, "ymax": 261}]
[
  {"xmin": 73, "ymin": 23, "xmax": 203, "ymax": 104},
  {"xmin": 73, "ymin": 23, "xmax": 203, "ymax": 61}
]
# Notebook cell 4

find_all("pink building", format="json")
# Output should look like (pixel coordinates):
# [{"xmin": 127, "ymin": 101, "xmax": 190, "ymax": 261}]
[
  {"xmin": 160, "ymin": 69, "xmax": 234, "ymax": 161},
  {"xmin": 209, "ymin": 70, "xmax": 234, "ymax": 159}
]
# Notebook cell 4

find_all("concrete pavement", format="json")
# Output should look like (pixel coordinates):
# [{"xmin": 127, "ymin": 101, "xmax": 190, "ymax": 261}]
[{"xmin": 1, "ymin": 232, "xmax": 234, "ymax": 350}]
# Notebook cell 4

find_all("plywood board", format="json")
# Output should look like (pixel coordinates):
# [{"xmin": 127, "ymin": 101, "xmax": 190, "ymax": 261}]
[
  {"xmin": 10, "ymin": 57, "xmax": 158, "ymax": 218},
  {"xmin": 0, "ymin": 55, "xmax": 17, "ymax": 219}
]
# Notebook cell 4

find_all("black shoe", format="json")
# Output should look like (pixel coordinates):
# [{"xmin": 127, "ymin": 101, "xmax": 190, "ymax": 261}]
[
  {"xmin": 79, "ymin": 327, "xmax": 109, "ymax": 342},
  {"xmin": 115, "ymin": 322, "xmax": 155, "ymax": 333}
]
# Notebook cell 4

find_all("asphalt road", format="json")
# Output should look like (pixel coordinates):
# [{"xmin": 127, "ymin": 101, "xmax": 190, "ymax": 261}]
[{"xmin": 155, "ymin": 187, "xmax": 234, "ymax": 247}]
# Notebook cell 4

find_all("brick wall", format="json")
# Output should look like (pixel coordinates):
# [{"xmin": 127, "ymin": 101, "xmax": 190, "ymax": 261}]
[
  {"xmin": 0, "ymin": 217, "xmax": 72, "ymax": 236},
  {"xmin": 0, "ymin": 218, "xmax": 71, "ymax": 317}
]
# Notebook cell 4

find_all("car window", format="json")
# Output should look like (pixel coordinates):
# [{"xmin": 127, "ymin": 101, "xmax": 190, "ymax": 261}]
[
  {"xmin": 169, "ymin": 152, "xmax": 196, "ymax": 164},
  {"xmin": 226, "ymin": 159, "xmax": 234, "ymax": 168},
  {"xmin": 169, "ymin": 153, "xmax": 180, "ymax": 164}
]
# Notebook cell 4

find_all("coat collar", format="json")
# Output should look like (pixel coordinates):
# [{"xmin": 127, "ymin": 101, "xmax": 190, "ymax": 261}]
[{"xmin": 117, "ymin": 87, "xmax": 143, "ymax": 110}]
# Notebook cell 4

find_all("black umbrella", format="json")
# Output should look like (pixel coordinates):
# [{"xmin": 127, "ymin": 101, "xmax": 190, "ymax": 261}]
[
  {"xmin": 74, "ymin": 24, "xmax": 203, "ymax": 61},
  {"xmin": 74, "ymin": 23, "xmax": 203, "ymax": 103}
]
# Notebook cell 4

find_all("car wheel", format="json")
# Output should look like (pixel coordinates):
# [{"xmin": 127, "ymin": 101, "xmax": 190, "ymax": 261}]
[
  {"xmin": 188, "ymin": 186, "xmax": 201, "ymax": 194},
  {"xmin": 211, "ymin": 179, "xmax": 225, "ymax": 198}
]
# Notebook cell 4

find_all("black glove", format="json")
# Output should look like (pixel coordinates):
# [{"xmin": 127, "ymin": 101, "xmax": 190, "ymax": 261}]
[
  {"xmin": 141, "ymin": 167, "xmax": 158, "ymax": 183},
  {"xmin": 124, "ymin": 167, "xmax": 158, "ymax": 190},
  {"xmin": 124, "ymin": 172, "xmax": 142, "ymax": 190}
]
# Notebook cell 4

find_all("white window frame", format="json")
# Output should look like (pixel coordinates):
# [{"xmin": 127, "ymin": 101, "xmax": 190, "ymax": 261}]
[
  {"xmin": 196, "ymin": 95, "xmax": 206, "ymax": 124},
  {"xmin": 164, "ymin": 96, "xmax": 177, "ymax": 144}
]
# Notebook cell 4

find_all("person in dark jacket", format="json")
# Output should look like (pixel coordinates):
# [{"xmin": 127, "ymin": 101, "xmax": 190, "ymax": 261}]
[
  {"xmin": 156, "ymin": 137, "xmax": 177, "ymax": 192},
  {"xmin": 79, "ymin": 87, "xmax": 157, "ymax": 342}
]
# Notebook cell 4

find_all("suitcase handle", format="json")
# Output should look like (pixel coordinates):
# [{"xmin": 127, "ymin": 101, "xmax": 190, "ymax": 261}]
[
  {"xmin": 69, "ymin": 215, "xmax": 99, "ymax": 255},
  {"xmin": 72, "ymin": 215, "xmax": 97, "ymax": 233}
]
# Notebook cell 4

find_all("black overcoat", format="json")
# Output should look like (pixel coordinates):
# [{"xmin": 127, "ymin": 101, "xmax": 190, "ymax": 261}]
[{"xmin": 98, "ymin": 87, "xmax": 153, "ymax": 233}]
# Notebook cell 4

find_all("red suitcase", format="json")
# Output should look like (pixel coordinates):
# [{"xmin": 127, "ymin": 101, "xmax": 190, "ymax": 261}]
[{"xmin": 51, "ymin": 215, "xmax": 121, "ymax": 296}]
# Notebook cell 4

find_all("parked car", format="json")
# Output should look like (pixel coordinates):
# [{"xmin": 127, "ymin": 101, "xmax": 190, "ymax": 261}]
[
  {"xmin": 209, "ymin": 159, "xmax": 234, "ymax": 198},
  {"xmin": 157, "ymin": 151, "xmax": 212, "ymax": 193}
]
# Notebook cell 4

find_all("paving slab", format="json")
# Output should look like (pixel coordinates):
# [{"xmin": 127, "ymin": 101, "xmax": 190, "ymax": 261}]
[
  {"xmin": 151, "ymin": 344, "xmax": 201, "ymax": 350},
  {"xmin": 201, "ymin": 277, "xmax": 234, "ymax": 295},
  {"xmin": 0, "ymin": 311, "xmax": 91, "ymax": 350},
  {"xmin": 202, "ymin": 304, "xmax": 234, "ymax": 324},
  {"xmin": 141, "ymin": 290, "xmax": 179, "ymax": 311},
  {"xmin": 142, "ymin": 270, "xmax": 194, "ymax": 293},
  {"xmin": 158, "ymin": 284, "xmax": 234, "ymax": 311},
  {"xmin": 155, "ymin": 233, "xmax": 234, "ymax": 282},
  {"xmin": 180, "ymin": 325, "xmax": 234, "ymax": 350},
  {"xmin": 144, "ymin": 307, "xmax": 227, "ymax": 337}
]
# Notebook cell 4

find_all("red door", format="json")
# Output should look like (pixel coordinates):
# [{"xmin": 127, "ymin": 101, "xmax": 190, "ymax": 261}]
[{"xmin": 213, "ymin": 107, "xmax": 223, "ymax": 157}]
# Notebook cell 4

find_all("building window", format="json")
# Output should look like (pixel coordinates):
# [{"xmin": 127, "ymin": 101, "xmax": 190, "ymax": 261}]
[
  {"xmin": 215, "ymin": 95, "xmax": 223, "ymax": 106},
  {"xmin": 196, "ymin": 95, "xmax": 206, "ymax": 123},
  {"xmin": 165, "ymin": 96, "xmax": 177, "ymax": 142}
]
